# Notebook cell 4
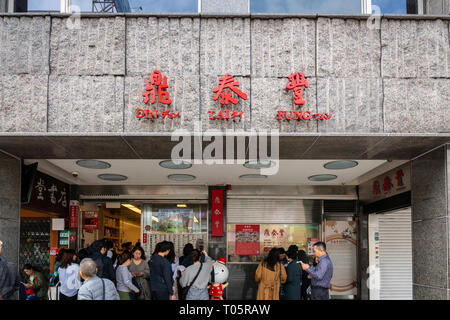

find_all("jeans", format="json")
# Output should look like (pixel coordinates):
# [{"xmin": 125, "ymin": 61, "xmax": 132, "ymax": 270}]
[
  {"xmin": 60, "ymin": 293, "xmax": 77, "ymax": 300},
  {"xmin": 186, "ymin": 287, "xmax": 209, "ymax": 300},
  {"xmin": 311, "ymin": 287, "xmax": 330, "ymax": 300}
]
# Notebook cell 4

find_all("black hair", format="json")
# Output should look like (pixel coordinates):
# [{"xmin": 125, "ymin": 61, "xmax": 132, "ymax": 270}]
[
  {"xmin": 77, "ymin": 248, "xmax": 89, "ymax": 262},
  {"xmin": 297, "ymin": 250, "xmax": 309, "ymax": 264},
  {"xmin": 190, "ymin": 249, "xmax": 201, "ymax": 263},
  {"xmin": 286, "ymin": 245, "xmax": 298, "ymax": 260},
  {"xmin": 152, "ymin": 241, "xmax": 171, "ymax": 255},
  {"xmin": 116, "ymin": 251, "xmax": 132, "ymax": 269},
  {"xmin": 166, "ymin": 242, "xmax": 176, "ymax": 264},
  {"xmin": 264, "ymin": 248, "xmax": 280, "ymax": 269},
  {"xmin": 313, "ymin": 242, "xmax": 327, "ymax": 252},
  {"xmin": 277, "ymin": 247, "xmax": 286, "ymax": 255},
  {"xmin": 60, "ymin": 249, "xmax": 76, "ymax": 269},
  {"xmin": 23, "ymin": 264, "xmax": 34, "ymax": 271},
  {"xmin": 131, "ymin": 246, "xmax": 146, "ymax": 261},
  {"xmin": 104, "ymin": 239, "xmax": 114, "ymax": 250},
  {"xmin": 183, "ymin": 243, "xmax": 194, "ymax": 257},
  {"xmin": 91, "ymin": 239, "xmax": 106, "ymax": 253},
  {"xmin": 55, "ymin": 248, "xmax": 65, "ymax": 262}
]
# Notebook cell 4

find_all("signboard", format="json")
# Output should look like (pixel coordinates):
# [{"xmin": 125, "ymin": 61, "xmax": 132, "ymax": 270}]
[
  {"xmin": 59, "ymin": 230, "xmax": 69, "ymax": 246},
  {"xmin": 69, "ymin": 200, "xmax": 79, "ymax": 229},
  {"xmin": 211, "ymin": 189, "xmax": 224, "ymax": 237},
  {"xmin": 23, "ymin": 170, "xmax": 69, "ymax": 216},
  {"xmin": 83, "ymin": 211, "xmax": 99, "ymax": 230},
  {"xmin": 50, "ymin": 247, "xmax": 58, "ymax": 256},
  {"xmin": 235, "ymin": 225, "xmax": 260, "ymax": 255},
  {"xmin": 52, "ymin": 218, "xmax": 65, "ymax": 231}
]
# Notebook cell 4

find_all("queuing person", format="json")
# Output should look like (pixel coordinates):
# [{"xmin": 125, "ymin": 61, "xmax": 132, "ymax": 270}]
[
  {"xmin": 88, "ymin": 240, "xmax": 115, "ymax": 281},
  {"xmin": 284, "ymin": 246, "xmax": 302, "ymax": 300},
  {"xmin": 179, "ymin": 243, "xmax": 193, "ymax": 266},
  {"xmin": 166, "ymin": 242, "xmax": 179, "ymax": 300},
  {"xmin": 116, "ymin": 252, "xmax": 140, "ymax": 300},
  {"xmin": 179, "ymin": 249, "xmax": 214, "ymax": 300},
  {"xmin": 181, "ymin": 239, "xmax": 206, "ymax": 267},
  {"xmin": 23, "ymin": 264, "xmax": 49, "ymax": 300},
  {"xmin": 121, "ymin": 242, "xmax": 133, "ymax": 254},
  {"xmin": 58, "ymin": 249, "xmax": 81, "ymax": 300},
  {"xmin": 300, "ymin": 242, "xmax": 333, "ymax": 300},
  {"xmin": 255, "ymin": 248, "xmax": 287, "ymax": 300},
  {"xmin": 77, "ymin": 258, "xmax": 119, "ymax": 300},
  {"xmin": 149, "ymin": 241, "xmax": 174, "ymax": 300},
  {"xmin": 104, "ymin": 239, "xmax": 117, "ymax": 266},
  {"xmin": 0, "ymin": 240, "xmax": 20, "ymax": 300},
  {"xmin": 129, "ymin": 246, "xmax": 151, "ymax": 300},
  {"xmin": 277, "ymin": 248, "xmax": 288, "ymax": 267},
  {"xmin": 297, "ymin": 249, "xmax": 311, "ymax": 300}
]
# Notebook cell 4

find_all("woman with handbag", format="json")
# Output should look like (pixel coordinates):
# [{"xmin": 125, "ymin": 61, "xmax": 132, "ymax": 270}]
[
  {"xmin": 179, "ymin": 249, "xmax": 214, "ymax": 300},
  {"xmin": 255, "ymin": 248, "xmax": 287, "ymax": 300},
  {"xmin": 129, "ymin": 246, "xmax": 151, "ymax": 300}
]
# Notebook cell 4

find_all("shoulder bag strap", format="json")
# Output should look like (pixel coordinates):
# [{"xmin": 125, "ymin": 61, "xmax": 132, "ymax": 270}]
[
  {"xmin": 101, "ymin": 279, "xmax": 105, "ymax": 300},
  {"xmin": 187, "ymin": 263, "xmax": 203, "ymax": 290}
]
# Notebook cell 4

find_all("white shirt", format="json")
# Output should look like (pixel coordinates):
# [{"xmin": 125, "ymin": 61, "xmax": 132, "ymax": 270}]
[{"xmin": 58, "ymin": 263, "xmax": 81, "ymax": 297}]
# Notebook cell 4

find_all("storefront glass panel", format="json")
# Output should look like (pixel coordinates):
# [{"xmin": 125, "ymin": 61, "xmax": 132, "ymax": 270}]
[{"xmin": 251, "ymin": 0, "xmax": 361, "ymax": 14}]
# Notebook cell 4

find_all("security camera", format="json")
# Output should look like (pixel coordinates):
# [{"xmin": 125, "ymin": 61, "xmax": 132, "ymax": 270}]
[{"xmin": 71, "ymin": 171, "xmax": 79, "ymax": 178}]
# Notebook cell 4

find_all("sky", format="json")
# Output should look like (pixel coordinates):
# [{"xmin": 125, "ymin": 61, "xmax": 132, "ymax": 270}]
[{"xmin": 28, "ymin": 0, "xmax": 407, "ymax": 14}]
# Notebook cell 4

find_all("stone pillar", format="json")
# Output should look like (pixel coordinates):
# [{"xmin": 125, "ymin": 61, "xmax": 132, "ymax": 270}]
[
  {"xmin": 411, "ymin": 145, "xmax": 449, "ymax": 300},
  {"xmin": 424, "ymin": 0, "xmax": 450, "ymax": 14},
  {"xmin": 201, "ymin": 0, "xmax": 249, "ymax": 14},
  {"xmin": 0, "ymin": 152, "xmax": 21, "ymax": 268}
]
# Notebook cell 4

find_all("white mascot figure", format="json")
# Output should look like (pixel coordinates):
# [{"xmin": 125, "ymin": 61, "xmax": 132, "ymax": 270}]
[{"xmin": 208, "ymin": 257, "xmax": 229, "ymax": 300}]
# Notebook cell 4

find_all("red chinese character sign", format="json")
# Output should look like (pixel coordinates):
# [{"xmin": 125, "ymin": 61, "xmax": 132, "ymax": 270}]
[
  {"xmin": 208, "ymin": 73, "xmax": 247, "ymax": 120},
  {"xmin": 277, "ymin": 72, "xmax": 332, "ymax": 122},
  {"xmin": 136, "ymin": 70, "xmax": 180, "ymax": 120},
  {"xmin": 69, "ymin": 200, "xmax": 79, "ymax": 229},
  {"xmin": 211, "ymin": 189, "xmax": 224, "ymax": 237}
]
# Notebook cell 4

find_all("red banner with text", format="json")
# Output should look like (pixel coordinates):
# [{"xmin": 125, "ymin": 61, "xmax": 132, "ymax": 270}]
[
  {"xmin": 211, "ymin": 189, "xmax": 224, "ymax": 237},
  {"xmin": 69, "ymin": 200, "xmax": 79, "ymax": 229}
]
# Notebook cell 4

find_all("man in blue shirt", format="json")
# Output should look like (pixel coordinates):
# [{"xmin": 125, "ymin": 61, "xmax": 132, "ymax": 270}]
[{"xmin": 301, "ymin": 241, "xmax": 333, "ymax": 300}]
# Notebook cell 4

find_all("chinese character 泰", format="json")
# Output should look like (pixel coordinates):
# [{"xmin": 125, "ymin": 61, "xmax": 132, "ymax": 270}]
[
  {"xmin": 142, "ymin": 70, "xmax": 172, "ymax": 105},
  {"xmin": 212, "ymin": 73, "xmax": 248, "ymax": 106},
  {"xmin": 286, "ymin": 72, "xmax": 309, "ymax": 105},
  {"xmin": 35, "ymin": 178, "xmax": 46, "ymax": 200}
]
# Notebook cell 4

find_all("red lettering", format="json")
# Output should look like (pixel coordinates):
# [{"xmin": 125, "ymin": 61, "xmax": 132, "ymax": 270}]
[
  {"xmin": 303, "ymin": 110, "xmax": 311, "ymax": 120},
  {"xmin": 136, "ymin": 109, "xmax": 145, "ymax": 118},
  {"xmin": 207, "ymin": 110, "xmax": 216, "ymax": 120}
]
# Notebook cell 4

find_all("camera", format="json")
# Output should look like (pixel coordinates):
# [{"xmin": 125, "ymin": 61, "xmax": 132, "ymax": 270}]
[{"xmin": 71, "ymin": 171, "xmax": 79, "ymax": 178}]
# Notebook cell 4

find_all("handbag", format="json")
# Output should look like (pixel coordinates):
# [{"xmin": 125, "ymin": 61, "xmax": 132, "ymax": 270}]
[
  {"xmin": 47, "ymin": 281, "xmax": 60, "ymax": 300},
  {"xmin": 179, "ymin": 263, "xmax": 203, "ymax": 300}
]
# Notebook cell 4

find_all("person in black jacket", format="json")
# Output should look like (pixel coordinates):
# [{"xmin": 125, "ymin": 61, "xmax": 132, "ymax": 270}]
[
  {"xmin": 149, "ymin": 241, "xmax": 174, "ymax": 300},
  {"xmin": 0, "ymin": 240, "xmax": 20, "ymax": 300},
  {"xmin": 88, "ymin": 240, "xmax": 115, "ymax": 282},
  {"xmin": 297, "ymin": 249, "xmax": 311, "ymax": 300}
]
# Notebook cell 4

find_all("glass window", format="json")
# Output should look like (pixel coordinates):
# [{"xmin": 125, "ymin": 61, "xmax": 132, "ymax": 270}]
[
  {"xmin": 251, "ymin": 0, "xmax": 361, "ymax": 14},
  {"xmin": 372, "ymin": 0, "xmax": 408, "ymax": 14},
  {"xmin": 28, "ymin": 0, "xmax": 60, "ymax": 12},
  {"xmin": 227, "ymin": 223, "xmax": 320, "ymax": 263},
  {"xmin": 129, "ymin": 0, "xmax": 198, "ymax": 13}
]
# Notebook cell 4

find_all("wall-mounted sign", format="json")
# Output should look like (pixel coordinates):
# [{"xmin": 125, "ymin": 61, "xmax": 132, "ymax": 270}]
[
  {"xmin": 211, "ymin": 189, "xmax": 224, "ymax": 237},
  {"xmin": 235, "ymin": 225, "xmax": 260, "ymax": 255},
  {"xmin": 50, "ymin": 247, "xmax": 59, "ymax": 256},
  {"xmin": 52, "ymin": 218, "xmax": 65, "ymax": 231},
  {"xmin": 23, "ymin": 170, "xmax": 69, "ymax": 216},
  {"xmin": 69, "ymin": 200, "xmax": 79, "ymax": 229},
  {"xmin": 359, "ymin": 163, "xmax": 411, "ymax": 203},
  {"xmin": 307, "ymin": 237, "xmax": 321, "ymax": 255},
  {"xmin": 83, "ymin": 211, "xmax": 98, "ymax": 230}
]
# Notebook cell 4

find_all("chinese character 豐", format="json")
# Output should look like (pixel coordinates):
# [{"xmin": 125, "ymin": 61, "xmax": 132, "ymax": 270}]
[
  {"xmin": 142, "ymin": 70, "xmax": 172, "ymax": 105},
  {"xmin": 286, "ymin": 72, "xmax": 309, "ymax": 105},
  {"xmin": 212, "ymin": 73, "xmax": 248, "ymax": 106}
]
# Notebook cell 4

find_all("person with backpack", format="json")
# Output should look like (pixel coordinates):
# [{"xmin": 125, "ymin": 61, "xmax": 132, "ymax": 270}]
[
  {"xmin": 77, "ymin": 258, "xmax": 119, "ymax": 300},
  {"xmin": 88, "ymin": 240, "xmax": 115, "ymax": 282},
  {"xmin": 179, "ymin": 249, "xmax": 214, "ymax": 300}
]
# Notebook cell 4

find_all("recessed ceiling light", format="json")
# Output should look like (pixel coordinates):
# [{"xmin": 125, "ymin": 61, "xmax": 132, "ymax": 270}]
[
  {"xmin": 121, "ymin": 204, "xmax": 141, "ymax": 214},
  {"xmin": 76, "ymin": 160, "xmax": 111, "ymax": 169},
  {"xmin": 168, "ymin": 174, "xmax": 196, "ymax": 181},
  {"xmin": 308, "ymin": 174, "xmax": 337, "ymax": 182},
  {"xmin": 243, "ymin": 160, "xmax": 276, "ymax": 169},
  {"xmin": 98, "ymin": 174, "xmax": 128, "ymax": 181},
  {"xmin": 324, "ymin": 161, "xmax": 359, "ymax": 170},
  {"xmin": 159, "ymin": 160, "xmax": 192, "ymax": 169},
  {"xmin": 239, "ymin": 174, "xmax": 268, "ymax": 181}
]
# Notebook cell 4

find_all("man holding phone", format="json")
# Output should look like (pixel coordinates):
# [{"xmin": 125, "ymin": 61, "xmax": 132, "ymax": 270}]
[{"xmin": 300, "ymin": 242, "xmax": 333, "ymax": 300}]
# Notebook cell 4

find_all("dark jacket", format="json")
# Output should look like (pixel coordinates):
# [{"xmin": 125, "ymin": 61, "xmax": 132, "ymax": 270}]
[
  {"xmin": 25, "ymin": 270, "xmax": 48, "ymax": 299},
  {"xmin": 284, "ymin": 259, "xmax": 302, "ymax": 300},
  {"xmin": 89, "ymin": 252, "xmax": 115, "ymax": 281},
  {"xmin": 149, "ymin": 254, "xmax": 173, "ymax": 295},
  {"xmin": 0, "ymin": 258, "xmax": 20, "ymax": 300}
]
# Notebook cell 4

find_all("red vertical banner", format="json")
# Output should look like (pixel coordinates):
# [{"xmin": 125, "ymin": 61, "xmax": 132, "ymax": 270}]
[
  {"xmin": 211, "ymin": 189, "xmax": 224, "ymax": 237},
  {"xmin": 69, "ymin": 200, "xmax": 79, "ymax": 229}
]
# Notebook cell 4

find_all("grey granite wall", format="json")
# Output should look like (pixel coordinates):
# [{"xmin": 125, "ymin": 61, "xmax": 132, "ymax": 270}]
[
  {"xmin": 0, "ymin": 153, "xmax": 21, "ymax": 267},
  {"xmin": 411, "ymin": 146, "xmax": 449, "ymax": 299},
  {"xmin": 0, "ymin": 14, "xmax": 448, "ymax": 134}
]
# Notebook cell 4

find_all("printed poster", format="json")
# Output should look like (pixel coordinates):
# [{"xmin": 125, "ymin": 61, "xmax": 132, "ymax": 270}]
[{"xmin": 235, "ymin": 225, "xmax": 260, "ymax": 255}]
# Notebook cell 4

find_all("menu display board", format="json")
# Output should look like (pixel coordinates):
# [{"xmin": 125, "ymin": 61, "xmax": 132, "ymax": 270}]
[
  {"xmin": 142, "ymin": 232, "xmax": 208, "ymax": 259},
  {"xmin": 235, "ymin": 225, "xmax": 260, "ymax": 255}
]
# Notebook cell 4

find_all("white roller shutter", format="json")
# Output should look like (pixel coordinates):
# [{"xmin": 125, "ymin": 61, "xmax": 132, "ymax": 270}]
[{"xmin": 370, "ymin": 208, "xmax": 412, "ymax": 300}]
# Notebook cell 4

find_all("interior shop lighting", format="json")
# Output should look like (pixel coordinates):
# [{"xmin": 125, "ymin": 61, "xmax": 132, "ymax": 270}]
[
  {"xmin": 98, "ymin": 174, "xmax": 128, "ymax": 181},
  {"xmin": 121, "ymin": 204, "xmax": 141, "ymax": 214},
  {"xmin": 323, "ymin": 160, "xmax": 359, "ymax": 170},
  {"xmin": 76, "ymin": 160, "xmax": 111, "ymax": 169},
  {"xmin": 177, "ymin": 204, "xmax": 187, "ymax": 208},
  {"xmin": 194, "ymin": 216, "xmax": 199, "ymax": 223},
  {"xmin": 239, "ymin": 174, "xmax": 268, "ymax": 181},
  {"xmin": 308, "ymin": 174, "xmax": 338, "ymax": 182},
  {"xmin": 159, "ymin": 160, "xmax": 192, "ymax": 169},
  {"xmin": 243, "ymin": 160, "xmax": 276, "ymax": 169},
  {"xmin": 152, "ymin": 216, "xmax": 159, "ymax": 223},
  {"xmin": 168, "ymin": 174, "xmax": 196, "ymax": 181}
]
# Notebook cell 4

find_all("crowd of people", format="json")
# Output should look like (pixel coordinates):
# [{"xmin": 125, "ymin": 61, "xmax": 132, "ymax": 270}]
[{"xmin": 0, "ymin": 237, "xmax": 333, "ymax": 301}]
